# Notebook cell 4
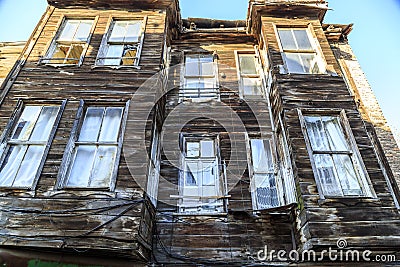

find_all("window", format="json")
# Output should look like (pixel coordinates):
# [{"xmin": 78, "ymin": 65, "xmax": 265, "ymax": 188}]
[
  {"xmin": 236, "ymin": 52, "xmax": 264, "ymax": 97},
  {"xmin": 179, "ymin": 137, "xmax": 225, "ymax": 213},
  {"xmin": 301, "ymin": 113, "xmax": 373, "ymax": 197},
  {"xmin": 180, "ymin": 54, "xmax": 218, "ymax": 100},
  {"xmin": 96, "ymin": 19, "xmax": 145, "ymax": 66},
  {"xmin": 249, "ymin": 139, "xmax": 278, "ymax": 209},
  {"xmin": 60, "ymin": 104, "xmax": 127, "ymax": 189},
  {"xmin": 147, "ymin": 124, "xmax": 161, "ymax": 206},
  {"xmin": 0, "ymin": 104, "xmax": 62, "ymax": 188},
  {"xmin": 277, "ymin": 28, "xmax": 324, "ymax": 74},
  {"xmin": 247, "ymin": 136, "xmax": 297, "ymax": 211},
  {"xmin": 42, "ymin": 19, "xmax": 93, "ymax": 65}
]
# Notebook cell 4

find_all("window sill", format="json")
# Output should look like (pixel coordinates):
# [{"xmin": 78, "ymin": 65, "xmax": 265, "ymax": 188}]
[
  {"xmin": 39, "ymin": 63, "xmax": 81, "ymax": 68},
  {"xmin": 92, "ymin": 65, "xmax": 141, "ymax": 70},
  {"xmin": 318, "ymin": 196, "xmax": 381, "ymax": 206},
  {"xmin": 172, "ymin": 212, "xmax": 228, "ymax": 217}
]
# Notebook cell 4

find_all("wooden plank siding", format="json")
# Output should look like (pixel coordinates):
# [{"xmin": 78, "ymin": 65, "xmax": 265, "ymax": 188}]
[
  {"xmin": 152, "ymin": 31, "xmax": 297, "ymax": 265},
  {"xmin": 258, "ymin": 7, "xmax": 400, "ymax": 259},
  {"xmin": 0, "ymin": 4, "xmax": 169, "ymax": 262}
]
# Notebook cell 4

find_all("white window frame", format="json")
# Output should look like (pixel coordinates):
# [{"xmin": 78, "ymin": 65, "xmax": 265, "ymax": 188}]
[
  {"xmin": 0, "ymin": 101, "xmax": 65, "ymax": 189},
  {"xmin": 180, "ymin": 53, "xmax": 219, "ymax": 101},
  {"xmin": 299, "ymin": 109, "xmax": 375, "ymax": 199},
  {"xmin": 275, "ymin": 25, "xmax": 326, "ymax": 74},
  {"xmin": 57, "ymin": 101, "xmax": 129, "ymax": 190},
  {"xmin": 146, "ymin": 122, "xmax": 161, "ymax": 207},
  {"xmin": 41, "ymin": 18, "xmax": 96, "ymax": 66},
  {"xmin": 235, "ymin": 50, "xmax": 265, "ymax": 98},
  {"xmin": 178, "ymin": 135, "xmax": 226, "ymax": 214},
  {"xmin": 95, "ymin": 17, "xmax": 147, "ymax": 67}
]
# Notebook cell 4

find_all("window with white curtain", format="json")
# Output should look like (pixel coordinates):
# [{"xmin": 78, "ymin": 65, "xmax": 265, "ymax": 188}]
[
  {"xmin": 180, "ymin": 54, "xmax": 219, "ymax": 100},
  {"xmin": 249, "ymin": 139, "xmax": 278, "ymax": 209},
  {"xmin": 42, "ymin": 19, "xmax": 93, "ymax": 65},
  {"xmin": 236, "ymin": 52, "xmax": 264, "ymax": 97},
  {"xmin": 0, "ymin": 104, "xmax": 61, "ymax": 188},
  {"xmin": 302, "ymin": 113, "xmax": 373, "ymax": 197},
  {"xmin": 62, "ymin": 105, "xmax": 126, "ymax": 189},
  {"xmin": 96, "ymin": 19, "xmax": 145, "ymax": 66},
  {"xmin": 277, "ymin": 28, "xmax": 325, "ymax": 74},
  {"xmin": 179, "ymin": 137, "xmax": 224, "ymax": 213}
]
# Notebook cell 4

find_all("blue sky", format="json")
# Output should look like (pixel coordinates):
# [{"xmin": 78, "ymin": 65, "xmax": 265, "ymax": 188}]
[{"xmin": 0, "ymin": 0, "xmax": 399, "ymax": 132}]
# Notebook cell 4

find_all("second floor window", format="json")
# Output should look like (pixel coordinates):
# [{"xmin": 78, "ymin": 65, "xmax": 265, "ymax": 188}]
[
  {"xmin": 0, "ymin": 104, "xmax": 61, "ymax": 188},
  {"xmin": 60, "ymin": 104, "xmax": 126, "ymax": 189},
  {"xmin": 277, "ymin": 28, "xmax": 324, "ymax": 74},
  {"xmin": 43, "ymin": 19, "xmax": 93, "ymax": 65},
  {"xmin": 301, "ymin": 113, "xmax": 374, "ymax": 198},
  {"xmin": 180, "ymin": 54, "xmax": 218, "ymax": 100},
  {"xmin": 236, "ymin": 52, "xmax": 264, "ymax": 98},
  {"xmin": 96, "ymin": 20, "xmax": 145, "ymax": 66}
]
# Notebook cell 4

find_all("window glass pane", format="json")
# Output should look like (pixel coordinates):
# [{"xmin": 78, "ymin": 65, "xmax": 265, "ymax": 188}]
[
  {"xmin": 254, "ymin": 173, "xmax": 278, "ymax": 209},
  {"xmin": 322, "ymin": 116, "xmax": 349, "ymax": 151},
  {"xmin": 0, "ymin": 145, "xmax": 27, "ymax": 187},
  {"xmin": 298, "ymin": 53, "xmax": 319, "ymax": 74},
  {"xmin": 284, "ymin": 53, "xmax": 305, "ymax": 74},
  {"xmin": 59, "ymin": 20, "xmax": 79, "ymax": 41},
  {"xmin": 305, "ymin": 116, "xmax": 330, "ymax": 151},
  {"xmin": 278, "ymin": 29, "xmax": 297, "ymax": 50},
  {"xmin": 186, "ymin": 142, "xmax": 200, "ymax": 157},
  {"xmin": 239, "ymin": 54, "xmax": 257, "ymax": 75},
  {"xmin": 104, "ymin": 45, "xmax": 124, "ymax": 65},
  {"xmin": 50, "ymin": 44, "xmax": 70, "ymax": 63},
  {"xmin": 200, "ymin": 140, "xmax": 214, "ymax": 157},
  {"xmin": 74, "ymin": 20, "xmax": 93, "ymax": 41},
  {"xmin": 30, "ymin": 106, "xmax": 59, "ymax": 142},
  {"xmin": 125, "ymin": 21, "xmax": 142, "ymax": 43},
  {"xmin": 79, "ymin": 107, "xmax": 105, "ymax": 142},
  {"xmin": 65, "ymin": 44, "xmax": 85, "ymax": 64},
  {"xmin": 293, "ymin": 30, "xmax": 313, "ymax": 50},
  {"xmin": 66, "ymin": 145, "xmax": 96, "ymax": 187},
  {"xmin": 332, "ymin": 155, "xmax": 363, "ymax": 196},
  {"xmin": 89, "ymin": 146, "xmax": 117, "ymax": 187},
  {"xmin": 185, "ymin": 56, "xmax": 200, "ymax": 76},
  {"xmin": 13, "ymin": 145, "xmax": 46, "ymax": 187},
  {"xmin": 11, "ymin": 106, "xmax": 42, "ymax": 141},
  {"xmin": 150, "ymin": 129, "xmax": 159, "ymax": 163},
  {"xmin": 185, "ymin": 161, "xmax": 199, "ymax": 185},
  {"xmin": 242, "ymin": 78, "xmax": 262, "ymax": 96},
  {"xmin": 313, "ymin": 154, "xmax": 343, "ymax": 196},
  {"xmin": 121, "ymin": 46, "xmax": 137, "ymax": 65},
  {"xmin": 109, "ymin": 21, "xmax": 127, "ymax": 42},
  {"xmin": 201, "ymin": 160, "xmax": 217, "ymax": 186},
  {"xmin": 251, "ymin": 139, "xmax": 273, "ymax": 173},
  {"xmin": 199, "ymin": 56, "xmax": 214, "ymax": 76},
  {"xmin": 98, "ymin": 107, "xmax": 123, "ymax": 142}
]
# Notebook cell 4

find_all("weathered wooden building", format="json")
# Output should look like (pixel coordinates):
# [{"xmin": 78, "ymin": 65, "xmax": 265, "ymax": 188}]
[{"xmin": 0, "ymin": 0, "xmax": 399, "ymax": 266}]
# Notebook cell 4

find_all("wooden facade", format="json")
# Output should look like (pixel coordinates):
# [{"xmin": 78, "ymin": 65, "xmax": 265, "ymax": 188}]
[{"xmin": 0, "ymin": 0, "xmax": 399, "ymax": 266}]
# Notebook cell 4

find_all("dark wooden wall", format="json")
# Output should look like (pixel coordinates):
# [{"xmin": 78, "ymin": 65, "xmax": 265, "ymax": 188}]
[
  {"xmin": 260, "ymin": 14, "xmax": 400, "ymax": 257},
  {"xmin": 0, "ymin": 5, "xmax": 167, "ymax": 262},
  {"xmin": 153, "ymin": 31, "xmax": 296, "ymax": 265}
]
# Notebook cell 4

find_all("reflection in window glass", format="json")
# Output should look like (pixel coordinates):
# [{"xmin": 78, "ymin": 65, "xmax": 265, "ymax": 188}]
[
  {"xmin": 44, "ymin": 19, "xmax": 93, "ymax": 65},
  {"xmin": 97, "ymin": 20, "xmax": 144, "ymax": 66},
  {"xmin": 277, "ymin": 28, "xmax": 323, "ymax": 74}
]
